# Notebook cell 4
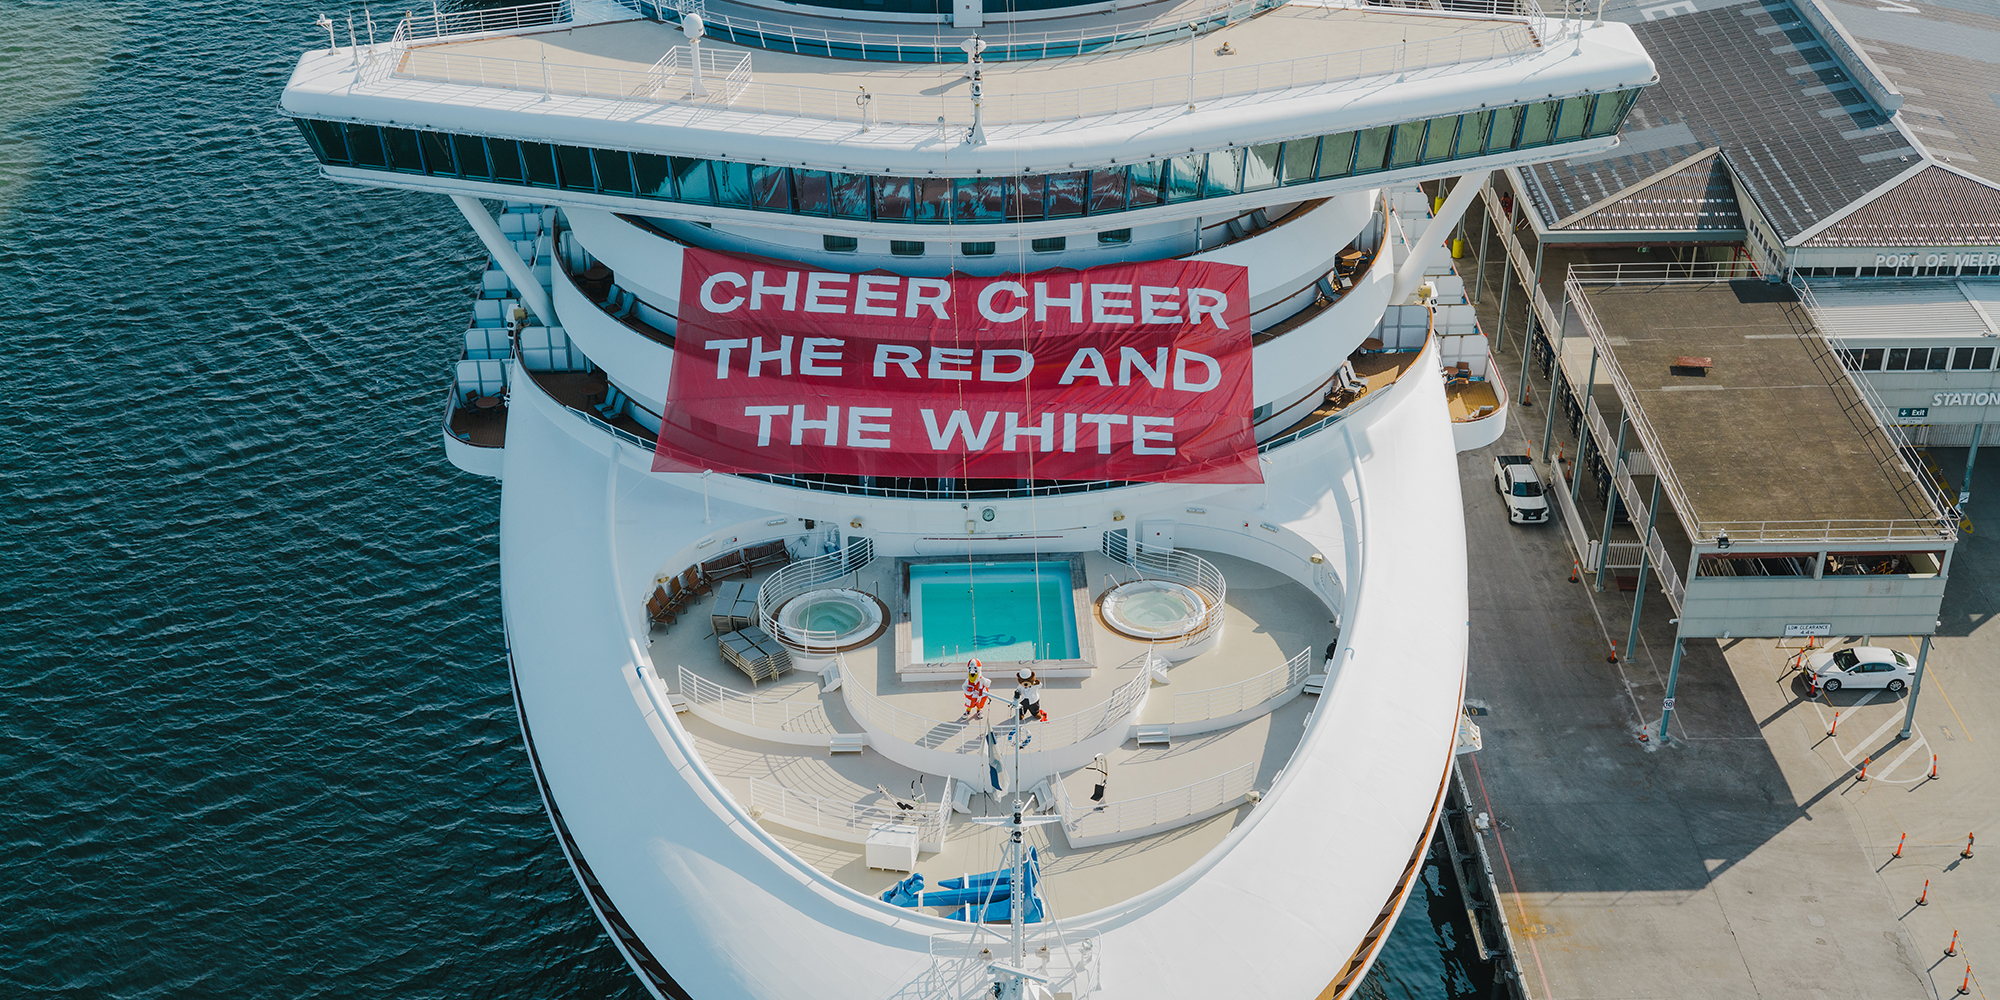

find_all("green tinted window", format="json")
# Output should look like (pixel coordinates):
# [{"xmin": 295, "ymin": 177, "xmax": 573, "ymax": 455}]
[
  {"xmin": 305, "ymin": 119, "xmax": 348, "ymax": 162},
  {"xmin": 1280, "ymin": 138, "xmax": 1318, "ymax": 184},
  {"xmin": 1244, "ymin": 143, "xmax": 1281, "ymax": 192},
  {"xmin": 382, "ymin": 127, "xmax": 423, "ymax": 173},
  {"xmin": 1166, "ymin": 154, "xmax": 1205, "ymax": 203},
  {"xmin": 713, "ymin": 161, "xmax": 752, "ymax": 207},
  {"xmin": 1587, "ymin": 90, "xmax": 1632, "ymax": 136},
  {"xmin": 1130, "ymin": 161, "xmax": 1167, "ymax": 208},
  {"xmin": 829, "ymin": 173, "xmax": 870, "ymax": 219},
  {"xmin": 1486, "ymin": 106, "xmax": 1521, "ymax": 152},
  {"xmin": 520, "ymin": 143, "xmax": 557, "ymax": 187},
  {"xmin": 794, "ymin": 170, "xmax": 832, "ymax": 215},
  {"xmin": 1046, "ymin": 171, "xmax": 1087, "ymax": 218},
  {"xmin": 419, "ymin": 131, "xmax": 456, "ymax": 176},
  {"xmin": 1422, "ymin": 116, "xmax": 1458, "ymax": 163},
  {"xmin": 1088, "ymin": 169, "xmax": 1128, "ymax": 213},
  {"xmin": 1353, "ymin": 126, "xmax": 1392, "ymax": 174},
  {"xmin": 343, "ymin": 124, "xmax": 386, "ymax": 167},
  {"xmin": 752, "ymin": 166, "xmax": 792, "ymax": 212},
  {"xmin": 913, "ymin": 176, "xmax": 951, "ymax": 222},
  {"xmin": 593, "ymin": 149, "xmax": 634, "ymax": 194},
  {"xmin": 673, "ymin": 157, "xmax": 714, "ymax": 204},
  {"xmin": 956, "ymin": 177, "xmax": 1005, "ymax": 221},
  {"xmin": 487, "ymin": 139, "xmax": 524, "ymax": 183},
  {"xmin": 450, "ymin": 134, "xmax": 489, "ymax": 178},
  {"xmin": 554, "ymin": 145, "xmax": 596, "ymax": 191},
  {"xmin": 1204, "ymin": 149, "xmax": 1244, "ymax": 197},
  {"xmin": 1517, "ymin": 101, "xmax": 1558, "ymax": 147},
  {"xmin": 633, "ymin": 153, "xmax": 674, "ymax": 199},
  {"xmin": 1006, "ymin": 175, "xmax": 1043, "ymax": 220},
  {"xmin": 1454, "ymin": 111, "xmax": 1492, "ymax": 158},
  {"xmin": 1317, "ymin": 133, "xmax": 1356, "ymax": 178},
  {"xmin": 1390, "ymin": 122, "xmax": 1425, "ymax": 168},
  {"xmin": 874, "ymin": 176, "xmax": 913, "ymax": 221},
  {"xmin": 1555, "ymin": 96, "xmax": 1591, "ymax": 141}
]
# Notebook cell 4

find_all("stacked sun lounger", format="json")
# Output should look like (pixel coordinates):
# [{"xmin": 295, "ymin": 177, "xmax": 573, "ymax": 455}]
[
  {"xmin": 709, "ymin": 581, "xmax": 759, "ymax": 636},
  {"xmin": 720, "ymin": 626, "xmax": 791, "ymax": 685}
]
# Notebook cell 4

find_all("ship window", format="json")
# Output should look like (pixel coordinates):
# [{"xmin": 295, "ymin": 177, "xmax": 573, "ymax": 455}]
[
  {"xmin": 1422, "ymin": 116, "xmax": 1458, "ymax": 163},
  {"xmin": 961, "ymin": 241, "xmax": 996, "ymax": 256},
  {"xmin": 713, "ymin": 161, "xmax": 752, "ymax": 207},
  {"xmin": 874, "ymin": 176, "xmax": 914, "ymax": 221},
  {"xmin": 1166, "ymin": 154, "xmax": 1205, "ymax": 203},
  {"xmin": 487, "ymin": 138, "xmax": 525, "ymax": 183},
  {"xmin": 593, "ymin": 149, "xmax": 635, "ymax": 194},
  {"xmin": 956, "ymin": 177, "xmax": 1006, "ymax": 221},
  {"xmin": 343, "ymin": 123, "xmax": 387, "ymax": 168},
  {"xmin": 1130, "ymin": 161, "xmax": 1166, "ymax": 208},
  {"xmin": 520, "ymin": 143, "xmax": 558, "ymax": 188},
  {"xmin": 382, "ymin": 127, "xmax": 424, "ymax": 173},
  {"xmin": 1486, "ymin": 105, "xmax": 1521, "ymax": 152},
  {"xmin": 1031, "ymin": 236, "xmax": 1067, "ymax": 252},
  {"xmin": 1008, "ymin": 175, "xmax": 1045, "ymax": 220},
  {"xmin": 1097, "ymin": 228, "xmax": 1131, "ymax": 245},
  {"xmin": 672, "ymin": 157, "xmax": 714, "ymax": 204},
  {"xmin": 632, "ymin": 153, "xmax": 674, "ymax": 199},
  {"xmin": 1204, "ymin": 149, "xmax": 1245, "ymax": 197},
  {"xmin": 304, "ymin": 119, "xmax": 348, "ymax": 163},
  {"xmin": 823, "ymin": 234, "xmax": 858, "ymax": 252},
  {"xmin": 751, "ymin": 165, "xmax": 792, "ymax": 212},
  {"xmin": 914, "ymin": 176, "xmax": 951, "ymax": 222},
  {"xmin": 1555, "ymin": 96, "xmax": 1591, "ymax": 141},
  {"xmin": 1046, "ymin": 171, "xmax": 1088, "ymax": 218},
  {"xmin": 1279, "ymin": 138, "xmax": 1317, "ymax": 185},
  {"xmin": 419, "ymin": 131, "xmax": 456, "ymax": 176},
  {"xmin": 891, "ymin": 240, "xmax": 925, "ymax": 256},
  {"xmin": 1316, "ymin": 133, "xmax": 1356, "ymax": 178},
  {"xmin": 1352, "ymin": 126, "xmax": 1392, "ymax": 175},
  {"xmin": 1088, "ymin": 169, "xmax": 1128, "ymax": 214},
  {"xmin": 447, "ymin": 134, "xmax": 489, "ymax": 178},
  {"xmin": 1454, "ymin": 111, "xmax": 1492, "ymax": 158},
  {"xmin": 1517, "ymin": 101, "xmax": 1558, "ymax": 148},
  {"xmin": 830, "ymin": 173, "xmax": 871, "ymax": 219},
  {"xmin": 1243, "ymin": 143, "xmax": 1281, "ymax": 192},
  {"xmin": 554, "ymin": 145, "xmax": 597, "ymax": 191},
  {"xmin": 1587, "ymin": 90, "xmax": 1630, "ymax": 137},
  {"xmin": 793, "ymin": 170, "xmax": 832, "ymax": 215},
  {"xmin": 1390, "ymin": 121, "xmax": 1425, "ymax": 168}
]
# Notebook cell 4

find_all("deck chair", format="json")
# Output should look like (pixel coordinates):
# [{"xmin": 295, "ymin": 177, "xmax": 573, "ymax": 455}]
[{"xmin": 646, "ymin": 585, "xmax": 678, "ymax": 628}]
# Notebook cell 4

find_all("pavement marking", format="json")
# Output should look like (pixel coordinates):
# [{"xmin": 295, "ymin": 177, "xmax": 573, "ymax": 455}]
[
  {"xmin": 1842, "ymin": 710, "xmax": 1904, "ymax": 765},
  {"xmin": 1877, "ymin": 739, "xmax": 1927, "ymax": 780}
]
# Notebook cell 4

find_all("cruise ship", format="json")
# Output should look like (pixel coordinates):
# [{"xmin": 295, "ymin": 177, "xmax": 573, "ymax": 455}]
[{"xmin": 281, "ymin": 1, "xmax": 1651, "ymax": 996}]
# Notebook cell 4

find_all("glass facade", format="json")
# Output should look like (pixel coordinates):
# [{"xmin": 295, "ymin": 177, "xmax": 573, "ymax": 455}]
[{"xmin": 294, "ymin": 89, "xmax": 1637, "ymax": 225}]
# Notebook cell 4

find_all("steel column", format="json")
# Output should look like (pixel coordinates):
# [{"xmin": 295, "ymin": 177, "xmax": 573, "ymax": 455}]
[
  {"xmin": 1961, "ymin": 423, "xmax": 1984, "ymax": 513},
  {"xmin": 1596, "ymin": 414, "xmax": 1629, "ymax": 589},
  {"xmin": 1493, "ymin": 195, "xmax": 1520, "ymax": 353},
  {"xmin": 1624, "ymin": 476, "xmax": 1662, "ymax": 661},
  {"xmin": 1540, "ymin": 290, "xmax": 1567, "ymax": 464},
  {"xmin": 1473, "ymin": 186, "xmax": 1492, "ymax": 305},
  {"xmin": 1898, "ymin": 635, "xmax": 1933, "ymax": 740},
  {"xmin": 1658, "ymin": 636, "xmax": 1685, "ymax": 743},
  {"xmin": 1570, "ymin": 347, "xmax": 1598, "ymax": 504}
]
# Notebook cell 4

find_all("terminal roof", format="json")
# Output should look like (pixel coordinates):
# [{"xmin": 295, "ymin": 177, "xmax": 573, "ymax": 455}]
[
  {"xmin": 1577, "ymin": 279, "xmax": 1942, "ymax": 532},
  {"xmin": 1517, "ymin": 0, "xmax": 2000, "ymax": 247}
]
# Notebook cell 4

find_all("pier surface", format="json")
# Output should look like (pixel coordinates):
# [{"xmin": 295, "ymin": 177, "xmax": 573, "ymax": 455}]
[{"xmin": 1458, "ymin": 384, "xmax": 1999, "ymax": 999}]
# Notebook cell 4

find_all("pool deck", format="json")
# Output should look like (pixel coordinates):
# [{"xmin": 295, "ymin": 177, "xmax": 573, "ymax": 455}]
[{"xmin": 646, "ymin": 548, "xmax": 1336, "ymax": 907}]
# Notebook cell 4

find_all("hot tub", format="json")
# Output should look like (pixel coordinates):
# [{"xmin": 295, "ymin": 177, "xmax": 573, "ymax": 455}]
[
  {"xmin": 776, "ymin": 589, "xmax": 885, "ymax": 650},
  {"xmin": 1100, "ymin": 580, "xmax": 1210, "ymax": 641}
]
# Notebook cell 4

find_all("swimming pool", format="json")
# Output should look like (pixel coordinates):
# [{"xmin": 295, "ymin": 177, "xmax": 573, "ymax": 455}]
[{"xmin": 909, "ymin": 561, "xmax": 1080, "ymax": 664}]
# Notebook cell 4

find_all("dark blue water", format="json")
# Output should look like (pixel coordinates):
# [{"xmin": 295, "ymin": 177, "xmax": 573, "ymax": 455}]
[{"xmin": 0, "ymin": 2, "xmax": 1491, "ymax": 994}]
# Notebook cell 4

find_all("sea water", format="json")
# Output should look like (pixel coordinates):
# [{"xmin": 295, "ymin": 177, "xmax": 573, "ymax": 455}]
[{"xmin": 0, "ymin": 1, "xmax": 1492, "ymax": 993}]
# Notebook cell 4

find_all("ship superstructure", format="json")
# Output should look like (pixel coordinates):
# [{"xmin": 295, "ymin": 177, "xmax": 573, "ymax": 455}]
[{"xmin": 281, "ymin": 1, "xmax": 1652, "ymax": 996}]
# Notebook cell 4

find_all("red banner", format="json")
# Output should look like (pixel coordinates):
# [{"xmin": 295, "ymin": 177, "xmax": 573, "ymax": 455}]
[{"xmin": 651, "ymin": 247, "xmax": 1260, "ymax": 484}]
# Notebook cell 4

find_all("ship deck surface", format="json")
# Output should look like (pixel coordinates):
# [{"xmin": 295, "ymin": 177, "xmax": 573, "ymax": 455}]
[
  {"xmin": 414, "ymin": 7, "xmax": 1536, "ymax": 108},
  {"xmin": 649, "ymin": 549, "xmax": 1334, "ymax": 910}
]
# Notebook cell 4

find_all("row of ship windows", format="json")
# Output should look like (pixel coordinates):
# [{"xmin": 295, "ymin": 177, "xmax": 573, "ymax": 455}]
[
  {"xmin": 292, "ymin": 90, "xmax": 1633, "ymax": 223},
  {"xmin": 1838, "ymin": 346, "xmax": 1997, "ymax": 372},
  {"xmin": 832, "ymin": 232, "xmax": 1128, "ymax": 255}
]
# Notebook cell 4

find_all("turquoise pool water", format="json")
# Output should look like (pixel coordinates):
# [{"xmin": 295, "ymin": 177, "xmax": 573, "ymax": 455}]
[{"xmin": 910, "ymin": 562, "xmax": 1080, "ymax": 663}]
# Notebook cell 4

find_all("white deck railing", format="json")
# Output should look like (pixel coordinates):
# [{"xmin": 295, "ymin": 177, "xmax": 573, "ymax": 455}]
[
  {"xmin": 1052, "ymin": 761, "xmax": 1257, "ymax": 847},
  {"xmin": 757, "ymin": 539, "xmax": 875, "ymax": 651},
  {"xmin": 642, "ymin": 45, "xmax": 753, "ymax": 103},
  {"xmin": 1122, "ymin": 548, "xmax": 1228, "ymax": 649},
  {"xmin": 677, "ymin": 665, "xmax": 834, "ymax": 737},
  {"xmin": 749, "ymin": 777, "xmax": 950, "ymax": 851},
  {"xmin": 839, "ymin": 661, "xmax": 1151, "ymax": 755},
  {"xmin": 390, "ymin": 21, "xmax": 1537, "ymax": 127},
  {"xmin": 1170, "ymin": 648, "xmax": 1311, "ymax": 725}
]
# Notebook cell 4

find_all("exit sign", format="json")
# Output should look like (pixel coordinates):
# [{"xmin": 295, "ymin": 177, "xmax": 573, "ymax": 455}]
[{"xmin": 1898, "ymin": 407, "xmax": 1930, "ymax": 418}]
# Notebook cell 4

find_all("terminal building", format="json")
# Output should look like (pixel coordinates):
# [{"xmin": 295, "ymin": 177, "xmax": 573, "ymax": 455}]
[{"xmin": 1449, "ymin": 0, "xmax": 1993, "ymax": 699}]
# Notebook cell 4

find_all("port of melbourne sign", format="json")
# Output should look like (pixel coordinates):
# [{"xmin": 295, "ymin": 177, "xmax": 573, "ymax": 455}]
[{"xmin": 653, "ymin": 247, "xmax": 1260, "ymax": 483}]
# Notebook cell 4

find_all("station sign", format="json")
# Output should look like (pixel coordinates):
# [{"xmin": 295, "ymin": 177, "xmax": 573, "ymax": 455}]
[
  {"xmin": 653, "ymin": 247, "xmax": 1261, "ymax": 483},
  {"xmin": 1783, "ymin": 623, "xmax": 1833, "ymax": 637}
]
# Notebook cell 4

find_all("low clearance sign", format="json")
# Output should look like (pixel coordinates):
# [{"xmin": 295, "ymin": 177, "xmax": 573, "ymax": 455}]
[{"xmin": 652, "ymin": 247, "xmax": 1260, "ymax": 484}]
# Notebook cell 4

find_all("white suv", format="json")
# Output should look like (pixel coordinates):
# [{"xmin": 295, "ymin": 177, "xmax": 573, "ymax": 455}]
[{"xmin": 1804, "ymin": 646, "xmax": 1913, "ymax": 693}]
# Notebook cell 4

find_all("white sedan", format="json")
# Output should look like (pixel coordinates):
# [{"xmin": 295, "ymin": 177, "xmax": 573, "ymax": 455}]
[{"xmin": 1805, "ymin": 646, "xmax": 1914, "ymax": 693}]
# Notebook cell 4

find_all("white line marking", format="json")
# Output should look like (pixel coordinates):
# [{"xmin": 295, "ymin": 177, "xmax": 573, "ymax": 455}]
[
  {"xmin": 1878, "ymin": 739, "xmax": 1925, "ymax": 779},
  {"xmin": 1844, "ymin": 711, "xmax": 1904, "ymax": 764}
]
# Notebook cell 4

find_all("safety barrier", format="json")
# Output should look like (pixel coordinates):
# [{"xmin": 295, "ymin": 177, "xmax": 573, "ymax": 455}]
[
  {"xmin": 1170, "ymin": 648, "xmax": 1311, "ymax": 728},
  {"xmin": 1051, "ymin": 761, "xmax": 1257, "ymax": 847},
  {"xmin": 748, "ymin": 777, "xmax": 950, "ymax": 852},
  {"xmin": 675, "ymin": 665, "xmax": 834, "ymax": 745},
  {"xmin": 757, "ymin": 539, "xmax": 876, "ymax": 651}
]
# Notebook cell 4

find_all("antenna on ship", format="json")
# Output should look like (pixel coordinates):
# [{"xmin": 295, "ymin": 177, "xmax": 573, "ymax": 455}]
[{"xmin": 972, "ymin": 691, "xmax": 1060, "ymax": 1000}]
